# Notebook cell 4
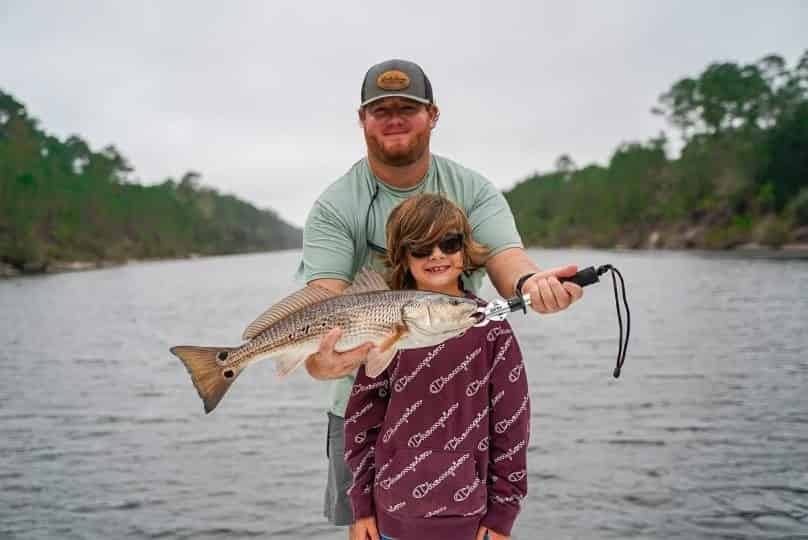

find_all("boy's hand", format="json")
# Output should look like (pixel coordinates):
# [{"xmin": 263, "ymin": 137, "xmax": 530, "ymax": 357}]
[
  {"xmin": 351, "ymin": 516, "xmax": 380, "ymax": 540},
  {"xmin": 476, "ymin": 526, "xmax": 509, "ymax": 540}
]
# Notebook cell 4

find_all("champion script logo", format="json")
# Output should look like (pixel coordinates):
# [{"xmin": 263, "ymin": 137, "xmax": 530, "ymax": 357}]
[
  {"xmin": 453, "ymin": 475, "xmax": 481, "ymax": 502},
  {"xmin": 395, "ymin": 343, "xmax": 444, "ymax": 393},
  {"xmin": 412, "ymin": 453, "xmax": 470, "ymax": 499},
  {"xmin": 508, "ymin": 470, "xmax": 527, "ymax": 482},
  {"xmin": 387, "ymin": 501, "xmax": 406, "ymax": 513},
  {"xmin": 383, "ymin": 399, "xmax": 423, "ymax": 443},
  {"xmin": 463, "ymin": 503, "xmax": 487, "ymax": 517},
  {"xmin": 408, "ymin": 402, "xmax": 459, "ymax": 448},
  {"xmin": 486, "ymin": 326, "xmax": 512, "ymax": 342},
  {"xmin": 380, "ymin": 450, "xmax": 433, "ymax": 490},
  {"xmin": 345, "ymin": 402, "xmax": 373, "ymax": 425},
  {"xmin": 508, "ymin": 363, "xmax": 523, "ymax": 383},
  {"xmin": 430, "ymin": 347, "xmax": 479, "ymax": 394},
  {"xmin": 494, "ymin": 394, "xmax": 529, "ymax": 434},
  {"xmin": 467, "ymin": 337, "xmax": 512, "ymax": 396},
  {"xmin": 424, "ymin": 506, "xmax": 447, "ymax": 518}
]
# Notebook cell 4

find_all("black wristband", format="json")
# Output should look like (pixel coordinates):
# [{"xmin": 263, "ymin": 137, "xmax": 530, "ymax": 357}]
[{"xmin": 514, "ymin": 272, "xmax": 536, "ymax": 296}]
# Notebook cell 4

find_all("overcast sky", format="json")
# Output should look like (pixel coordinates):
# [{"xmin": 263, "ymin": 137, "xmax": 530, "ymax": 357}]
[{"xmin": 2, "ymin": 1, "xmax": 806, "ymax": 227}]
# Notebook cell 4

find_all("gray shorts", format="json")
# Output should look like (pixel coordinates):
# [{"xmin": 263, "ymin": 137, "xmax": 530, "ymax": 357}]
[{"xmin": 324, "ymin": 412, "xmax": 354, "ymax": 526}]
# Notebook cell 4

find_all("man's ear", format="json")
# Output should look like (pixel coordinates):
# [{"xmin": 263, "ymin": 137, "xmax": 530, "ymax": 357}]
[
  {"xmin": 358, "ymin": 108, "xmax": 366, "ymax": 128},
  {"xmin": 429, "ymin": 105, "xmax": 440, "ymax": 128}
]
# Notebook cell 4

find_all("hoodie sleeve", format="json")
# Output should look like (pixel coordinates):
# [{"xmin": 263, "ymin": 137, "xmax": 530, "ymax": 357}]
[
  {"xmin": 344, "ymin": 363, "xmax": 391, "ymax": 519},
  {"xmin": 481, "ymin": 321, "xmax": 530, "ymax": 536}
]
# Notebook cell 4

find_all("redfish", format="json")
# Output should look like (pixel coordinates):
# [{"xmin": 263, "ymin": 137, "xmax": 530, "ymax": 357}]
[{"xmin": 171, "ymin": 269, "xmax": 480, "ymax": 413}]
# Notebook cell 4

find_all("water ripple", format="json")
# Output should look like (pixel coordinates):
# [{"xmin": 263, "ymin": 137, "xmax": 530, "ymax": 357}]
[{"xmin": 3, "ymin": 249, "xmax": 807, "ymax": 540}]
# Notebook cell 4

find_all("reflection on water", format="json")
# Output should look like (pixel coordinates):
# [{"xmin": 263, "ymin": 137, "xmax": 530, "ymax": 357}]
[{"xmin": 2, "ymin": 249, "xmax": 807, "ymax": 539}]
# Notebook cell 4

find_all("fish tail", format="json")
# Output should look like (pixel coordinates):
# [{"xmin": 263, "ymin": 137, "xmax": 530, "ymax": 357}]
[{"xmin": 170, "ymin": 346, "xmax": 240, "ymax": 413}]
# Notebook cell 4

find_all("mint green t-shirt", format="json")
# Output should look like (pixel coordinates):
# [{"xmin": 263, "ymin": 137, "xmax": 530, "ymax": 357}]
[{"xmin": 296, "ymin": 154, "xmax": 523, "ymax": 417}]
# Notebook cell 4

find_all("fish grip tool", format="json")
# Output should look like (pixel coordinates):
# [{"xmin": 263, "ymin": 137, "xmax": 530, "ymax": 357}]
[{"xmin": 474, "ymin": 265, "xmax": 630, "ymax": 378}]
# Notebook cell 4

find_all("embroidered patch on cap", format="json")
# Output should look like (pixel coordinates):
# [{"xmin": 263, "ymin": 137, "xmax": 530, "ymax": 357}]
[{"xmin": 376, "ymin": 70, "xmax": 410, "ymax": 91}]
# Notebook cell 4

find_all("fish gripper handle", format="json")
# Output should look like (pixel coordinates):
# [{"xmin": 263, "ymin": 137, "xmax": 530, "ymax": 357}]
[{"xmin": 559, "ymin": 266, "xmax": 602, "ymax": 287}]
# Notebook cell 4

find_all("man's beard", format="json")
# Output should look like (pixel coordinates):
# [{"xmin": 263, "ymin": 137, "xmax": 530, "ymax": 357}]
[{"xmin": 365, "ymin": 129, "xmax": 431, "ymax": 167}]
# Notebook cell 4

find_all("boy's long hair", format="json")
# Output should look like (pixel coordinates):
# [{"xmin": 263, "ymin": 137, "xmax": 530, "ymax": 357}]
[{"xmin": 384, "ymin": 193, "xmax": 490, "ymax": 290}]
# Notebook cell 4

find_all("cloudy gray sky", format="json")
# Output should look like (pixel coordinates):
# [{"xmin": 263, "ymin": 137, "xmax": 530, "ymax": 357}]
[{"xmin": 2, "ymin": 1, "xmax": 806, "ymax": 227}]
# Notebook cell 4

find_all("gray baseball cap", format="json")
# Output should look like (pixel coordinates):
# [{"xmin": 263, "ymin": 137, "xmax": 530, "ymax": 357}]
[{"xmin": 360, "ymin": 59, "xmax": 434, "ymax": 107}]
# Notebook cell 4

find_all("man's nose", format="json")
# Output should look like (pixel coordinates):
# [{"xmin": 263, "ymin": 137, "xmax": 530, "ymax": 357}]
[{"xmin": 387, "ymin": 109, "xmax": 407, "ymax": 122}]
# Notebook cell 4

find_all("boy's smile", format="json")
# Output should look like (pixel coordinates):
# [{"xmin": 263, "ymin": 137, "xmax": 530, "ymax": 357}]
[{"xmin": 407, "ymin": 242, "xmax": 464, "ymax": 296}]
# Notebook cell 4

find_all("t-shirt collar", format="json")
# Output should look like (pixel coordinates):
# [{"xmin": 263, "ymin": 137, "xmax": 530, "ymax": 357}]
[{"xmin": 366, "ymin": 155, "xmax": 434, "ymax": 197}]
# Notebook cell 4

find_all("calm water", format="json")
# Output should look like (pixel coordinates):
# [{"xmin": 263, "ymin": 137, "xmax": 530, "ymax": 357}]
[{"xmin": 2, "ymin": 249, "xmax": 807, "ymax": 539}]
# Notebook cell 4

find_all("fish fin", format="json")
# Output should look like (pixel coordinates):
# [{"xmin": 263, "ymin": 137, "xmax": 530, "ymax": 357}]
[
  {"xmin": 343, "ymin": 268, "xmax": 390, "ymax": 295},
  {"xmin": 365, "ymin": 347, "xmax": 399, "ymax": 379},
  {"xmin": 242, "ymin": 285, "xmax": 338, "ymax": 340},
  {"xmin": 379, "ymin": 323, "xmax": 408, "ymax": 351},
  {"xmin": 273, "ymin": 352, "xmax": 308, "ymax": 379},
  {"xmin": 170, "ymin": 346, "xmax": 240, "ymax": 414},
  {"xmin": 365, "ymin": 324, "xmax": 408, "ymax": 378}
]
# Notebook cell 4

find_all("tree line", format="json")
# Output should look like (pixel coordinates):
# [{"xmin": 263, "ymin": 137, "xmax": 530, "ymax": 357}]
[
  {"xmin": 3, "ymin": 50, "xmax": 806, "ymax": 276},
  {"xmin": 504, "ymin": 50, "xmax": 808, "ymax": 249},
  {"xmin": 0, "ymin": 90, "xmax": 301, "ymax": 274}
]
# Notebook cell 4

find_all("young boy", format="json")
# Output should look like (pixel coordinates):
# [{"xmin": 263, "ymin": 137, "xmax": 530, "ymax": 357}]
[{"xmin": 345, "ymin": 194, "xmax": 530, "ymax": 540}]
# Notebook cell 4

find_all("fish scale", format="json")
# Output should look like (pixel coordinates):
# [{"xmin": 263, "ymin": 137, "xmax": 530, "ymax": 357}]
[{"xmin": 230, "ymin": 290, "xmax": 419, "ymax": 369}]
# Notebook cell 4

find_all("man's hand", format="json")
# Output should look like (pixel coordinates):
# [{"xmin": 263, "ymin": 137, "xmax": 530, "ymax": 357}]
[
  {"xmin": 351, "ymin": 516, "xmax": 380, "ymax": 540},
  {"xmin": 521, "ymin": 264, "xmax": 583, "ymax": 314},
  {"xmin": 304, "ymin": 327, "xmax": 374, "ymax": 380},
  {"xmin": 476, "ymin": 525, "xmax": 509, "ymax": 540}
]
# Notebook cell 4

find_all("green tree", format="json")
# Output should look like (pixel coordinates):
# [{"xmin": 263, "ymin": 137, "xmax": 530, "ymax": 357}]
[{"xmin": 0, "ymin": 88, "xmax": 301, "ymax": 272}]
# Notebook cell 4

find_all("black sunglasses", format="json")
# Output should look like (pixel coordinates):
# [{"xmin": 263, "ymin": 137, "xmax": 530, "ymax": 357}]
[{"xmin": 407, "ymin": 233, "xmax": 464, "ymax": 258}]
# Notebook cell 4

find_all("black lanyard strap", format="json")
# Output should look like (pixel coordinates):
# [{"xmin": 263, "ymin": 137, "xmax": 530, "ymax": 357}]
[
  {"xmin": 561, "ymin": 264, "xmax": 631, "ymax": 377},
  {"xmin": 594, "ymin": 265, "xmax": 631, "ymax": 378}
]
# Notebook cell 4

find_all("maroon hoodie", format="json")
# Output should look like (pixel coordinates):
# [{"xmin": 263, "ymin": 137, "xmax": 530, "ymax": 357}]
[{"xmin": 344, "ymin": 299, "xmax": 530, "ymax": 540}]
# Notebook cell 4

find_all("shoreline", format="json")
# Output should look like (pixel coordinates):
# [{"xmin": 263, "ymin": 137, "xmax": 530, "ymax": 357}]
[{"xmin": 4, "ymin": 244, "xmax": 808, "ymax": 280}]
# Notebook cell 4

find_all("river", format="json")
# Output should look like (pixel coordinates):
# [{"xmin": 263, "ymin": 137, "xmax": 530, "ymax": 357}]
[{"xmin": 1, "ymin": 249, "xmax": 806, "ymax": 539}]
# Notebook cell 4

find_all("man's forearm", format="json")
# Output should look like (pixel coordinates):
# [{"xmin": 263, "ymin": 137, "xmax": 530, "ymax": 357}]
[{"xmin": 485, "ymin": 248, "xmax": 540, "ymax": 297}]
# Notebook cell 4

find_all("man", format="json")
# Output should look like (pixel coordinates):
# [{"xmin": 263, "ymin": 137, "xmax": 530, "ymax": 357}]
[{"xmin": 296, "ymin": 59, "xmax": 583, "ymax": 539}]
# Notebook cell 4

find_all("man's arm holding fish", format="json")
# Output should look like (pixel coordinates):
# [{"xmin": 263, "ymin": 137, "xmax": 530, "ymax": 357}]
[
  {"xmin": 300, "ymin": 199, "xmax": 377, "ymax": 380},
  {"xmin": 303, "ymin": 278, "xmax": 376, "ymax": 380}
]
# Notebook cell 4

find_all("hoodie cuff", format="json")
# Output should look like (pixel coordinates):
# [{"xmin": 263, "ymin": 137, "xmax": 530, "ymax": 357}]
[
  {"xmin": 351, "ymin": 493, "xmax": 375, "ymax": 520},
  {"xmin": 481, "ymin": 502, "xmax": 519, "ymax": 536}
]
